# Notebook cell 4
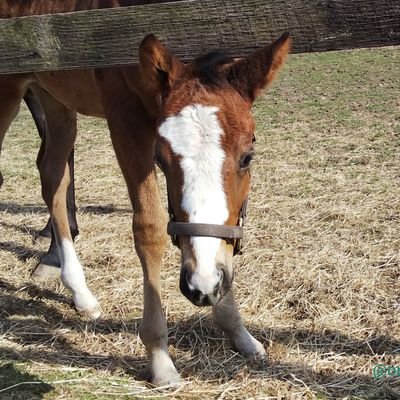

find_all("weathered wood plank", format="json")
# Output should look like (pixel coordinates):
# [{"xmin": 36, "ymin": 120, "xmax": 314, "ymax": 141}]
[{"xmin": 0, "ymin": 0, "xmax": 399, "ymax": 74}]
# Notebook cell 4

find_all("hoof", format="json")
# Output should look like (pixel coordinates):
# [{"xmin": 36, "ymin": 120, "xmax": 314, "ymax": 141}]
[
  {"xmin": 247, "ymin": 339, "xmax": 267, "ymax": 359},
  {"xmin": 242, "ymin": 338, "xmax": 267, "ymax": 368},
  {"xmin": 76, "ymin": 302, "xmax": 103, "ymax": 320},
  {"xmin": 150, "ymin": 349, "xmax": 181, "ymax": 388},
  {"xmin": 246, "ymin": 348, "xmax": 268, "ymax": 368},
  {"xmin": 233, "ymin": 330, "xmax": 267, "ymax": 365},
  {"xmin": 31, "ymin": 263, "xmax": 61, "ymax": 280},
  {"xmin": 151, "ymin": 371, "xmax": 182, "ymax": 388}
]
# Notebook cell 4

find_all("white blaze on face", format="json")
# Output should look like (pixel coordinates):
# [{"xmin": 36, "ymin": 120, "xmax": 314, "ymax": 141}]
[{"xmin": 158, "ymin": 104, "xmax": 228, "ymax": 295}]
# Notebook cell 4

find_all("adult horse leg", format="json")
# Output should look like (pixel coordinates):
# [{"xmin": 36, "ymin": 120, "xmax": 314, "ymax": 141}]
[
  {"xmin": 35, "ymin": 91, "xmax": 100, "ymax": 318},
  {"xmin": 0, "ymin": 76, "xmax": 27, "ymax": 189},
  {"xmin": 24, "ymin": 87, "xmax": 79, "ymax": 245},
  {"xmin": 97, "ymin": 70, "xmax": 179, "ymax": 385},
  {"xmin": 212, "ymin": 290, "xmax": 266, "ymax": 360}
]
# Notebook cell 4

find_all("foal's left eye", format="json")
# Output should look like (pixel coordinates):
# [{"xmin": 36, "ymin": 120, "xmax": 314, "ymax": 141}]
[
  {"xmin": 154, "ymin": 154, "xmax": 166, "ymax": 171},
  {"xmin": 239, "ymin": 152, "xmax": 254, "ymax": 170}
]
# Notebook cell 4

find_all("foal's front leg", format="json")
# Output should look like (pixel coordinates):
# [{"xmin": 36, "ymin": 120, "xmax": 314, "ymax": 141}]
[
  {"xmin": 111, "ymin": 137, "xmax": 180, "ymax": 385},
  {"xmin": 101, "ymin": 81, "xmax": 180, "ymax": 385},
  {"xmin": 212, "ymin": 290, "xmax": 266, "ymax": 360},
  {"xmin": 133, "ymin": 175, "xmax": 180, "ymax": 386}
]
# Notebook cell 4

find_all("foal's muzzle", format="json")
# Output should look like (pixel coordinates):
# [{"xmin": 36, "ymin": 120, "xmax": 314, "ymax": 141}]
[
  {"xmin": 180, "ymin": 266, "xmax": 226, "ymax": 306},
  {"xmin": 167, "ymin": 198, "xmax": 248, "ymax": 306}
]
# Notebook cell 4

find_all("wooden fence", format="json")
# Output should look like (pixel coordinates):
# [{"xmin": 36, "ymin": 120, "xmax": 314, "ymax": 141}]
[{"xmin": 0, "ymin": 0, "xmax": 399, "ymax": 74}]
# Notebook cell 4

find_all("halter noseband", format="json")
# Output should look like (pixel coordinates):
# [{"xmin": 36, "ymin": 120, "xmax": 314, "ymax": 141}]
[
  {"xmin": 163, "ymin": 136, "xmax": 254, "ymax": 257},
  {"xmin": 167, "ymin": 197, "xmax": 248, "ymax": 256}
]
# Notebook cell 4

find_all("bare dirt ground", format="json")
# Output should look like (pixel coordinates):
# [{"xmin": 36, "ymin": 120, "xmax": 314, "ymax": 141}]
[{"xmin": 0, "ymin": 46, "xmax": 399, "ymax": 399}]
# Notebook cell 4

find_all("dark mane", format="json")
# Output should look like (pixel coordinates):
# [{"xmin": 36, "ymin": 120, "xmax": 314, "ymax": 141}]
[{"xmin": 192, "ymin": 50, "xmax": 233, "ymax": 86}]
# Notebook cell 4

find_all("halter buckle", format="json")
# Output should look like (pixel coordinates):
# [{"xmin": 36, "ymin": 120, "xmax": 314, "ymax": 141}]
[{"xmin": 233, "ymin": 197, "xmax": 248, "ymax": 255}]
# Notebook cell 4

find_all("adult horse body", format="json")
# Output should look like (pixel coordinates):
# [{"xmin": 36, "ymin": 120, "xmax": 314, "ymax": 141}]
[
  {"xmin": 0, "ymin": 0, "xmax": 181, "ymax": 245},
  {"xmin": 0, "ymin": 1, "xmax": 290, "ymax": 385}
]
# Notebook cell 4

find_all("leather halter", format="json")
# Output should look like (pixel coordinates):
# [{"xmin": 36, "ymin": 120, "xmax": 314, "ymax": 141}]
[{"xmin": 167, "ymin": 196, "xmax": 248, "ymax": 256}]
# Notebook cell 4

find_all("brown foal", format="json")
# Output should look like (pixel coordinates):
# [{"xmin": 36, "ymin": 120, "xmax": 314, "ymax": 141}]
[{"xmin": 0, "ymin": 1, "xmax": 290, "ymax": 386}]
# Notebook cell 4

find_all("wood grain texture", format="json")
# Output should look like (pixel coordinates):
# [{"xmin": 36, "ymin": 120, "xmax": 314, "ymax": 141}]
[{"xmin": 0, "ymin": 0, "xmax": 399, "ymax": 74}]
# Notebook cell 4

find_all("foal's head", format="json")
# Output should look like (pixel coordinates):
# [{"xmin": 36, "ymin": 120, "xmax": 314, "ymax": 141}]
[{"xmin": 139, "ymin": 33, "xmax": 290, "ymax": 306}]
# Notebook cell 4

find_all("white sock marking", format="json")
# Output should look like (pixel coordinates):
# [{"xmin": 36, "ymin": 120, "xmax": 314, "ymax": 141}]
[
  {"xmin": 159, "ymin": 104, "xmax": 228, "ymax": 294},
  {"xmin": 59, "ymin": 239, "xmax": 99, "ymax": 312}
]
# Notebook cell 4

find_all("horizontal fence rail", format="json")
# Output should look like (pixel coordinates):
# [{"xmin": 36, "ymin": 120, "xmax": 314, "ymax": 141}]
[{"xmin": 0, "ymin": 0, "xmax": 399, "ymax": 74}]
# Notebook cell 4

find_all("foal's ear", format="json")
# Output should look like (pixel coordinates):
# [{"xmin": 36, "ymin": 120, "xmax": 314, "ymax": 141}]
[
  {"xmin": 227, "ymin": 32, "xmax": 291, "ymax": 103},
  {"xmin": 139, "ymin": 34, "xmax": 184, "ymax": 98}
]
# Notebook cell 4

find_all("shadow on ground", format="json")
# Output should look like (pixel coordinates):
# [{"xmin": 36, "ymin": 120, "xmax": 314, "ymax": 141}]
[
  {"xmin": 0, "ymin": 202, "xmax": 130, "ymax": 216},
  {"xmin": 0, "ymin": 278, "xmax": 398, "ymax": 399},
  {"xmin": 0, "ymin": 240, "xmax": 44, "ymax": 262},
  {"xmin": 0, "ymin": 363, "xmax": 53, "ymax": 400}
]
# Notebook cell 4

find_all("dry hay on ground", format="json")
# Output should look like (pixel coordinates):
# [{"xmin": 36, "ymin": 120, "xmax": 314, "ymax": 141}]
[{"xmin": 0, "ymin": 46, "xmax": 399, "ymax": 399}]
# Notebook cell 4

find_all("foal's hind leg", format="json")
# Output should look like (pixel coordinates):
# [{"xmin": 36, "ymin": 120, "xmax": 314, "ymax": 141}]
[
  {"xmin": 30, "ymin": 88, "xmax": 70, "ymax": 279},
  {"xmin": 24, "ymin": 87, "xmax": 79, "ymax": 245},
  {"xmin": 36, "ymin": 92, "xmax": 100, "ymax": 318},
  {"xmin": 212, "ymin": 290, "xmax": 266, "ymax": 361},
  {"xmin": 24, "ymin": 88, "xmax": 52, "ymax": 241}
]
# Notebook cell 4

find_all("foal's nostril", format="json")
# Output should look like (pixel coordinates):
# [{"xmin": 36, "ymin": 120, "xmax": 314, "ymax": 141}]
[
  {"xmin": 217, "ymin": 268, "xmax": 223, "ymax": 281},
  {"xmin": 190, "ymin": 289, "xmax": 212, "ymax": 306},
  {"xmin": 180, "ymin": 266, "xmax": 194, "ymax": 301},
  {"xmin": 213, "ymin": 273, "xmax": 223, "ymax": 297},
  {"xmin": 185, "ymin": 269, "xmax": 194, "ymax": 290}
]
